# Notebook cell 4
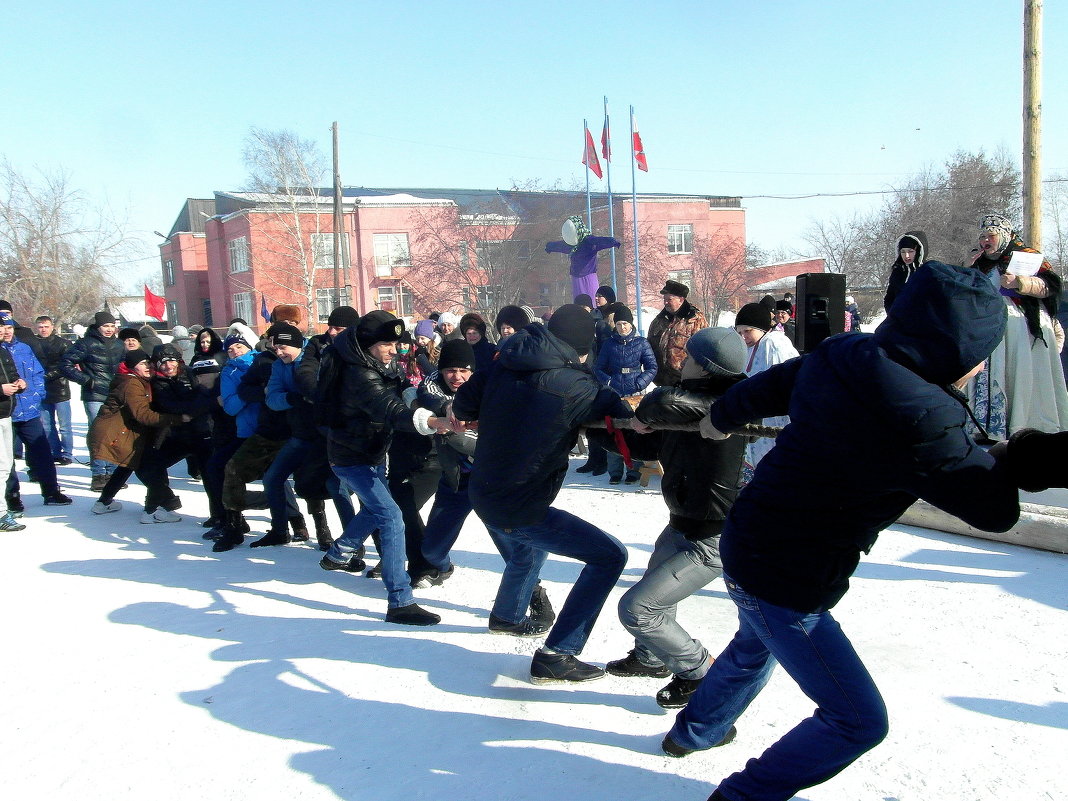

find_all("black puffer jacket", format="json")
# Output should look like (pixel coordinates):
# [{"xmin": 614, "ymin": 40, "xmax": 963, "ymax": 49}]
[
  {"xmin": 58, "ymin": 325, "xmax": 125, "ymax": 402},
  {"xmin": 635, "ymin": 374, "xmax": 748, "ymax": 540},
  {"xmin": 187, "ymin": 329, "xmax": 227, "ymax": 393},
  {"xmin": 326, "ymin": 327, "xmax": 420, "ymax": 467},
  {"xmin": 0, "ymin": 346, "xmax": 18, "ymax": 419},
  {"xmin": 35, "ymin": 333, "xmax": 71, "ymax": 404},
  {"xmin": 453, "ymin": 323, "xmax": 633, "ymax": 528}
]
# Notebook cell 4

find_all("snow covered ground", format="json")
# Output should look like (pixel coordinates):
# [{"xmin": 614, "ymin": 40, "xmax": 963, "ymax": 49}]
[{"xmin": 3, "ymin": 406, "xmax": 1066, "ymax": 801}]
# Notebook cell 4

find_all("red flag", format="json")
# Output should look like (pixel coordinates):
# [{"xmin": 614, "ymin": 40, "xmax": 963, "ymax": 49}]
[
  {"xmin": 144, "ymin": 284, "xmax": 165, "ymax": 321},
  {"xmin": 582, "ymin": 126, "xmax": 603, "ymax": 179},
  {"xmin": 601, "ymin": 119, "xmax": 611, "ymax": 161},
  {"xmin": 632, "ymin": 128, "xmax": 648, "ymax": 172}
]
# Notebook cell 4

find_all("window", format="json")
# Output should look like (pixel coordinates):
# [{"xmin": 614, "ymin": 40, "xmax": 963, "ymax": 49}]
[
  {"xmin": 667, "ymin": 270, "xmax": 694, "ymax": 290},
  {"xmin": 375, "ymin": 285, "xmax": 413, "ymax": 316},
  {"xmin": 232, "ymin": 292, "xmax": 252, "ymax": 323},
  {"xmin": 475, "ymin": 240, "xmax": 531, "ymax": 269},
  {"xmin": 312, "ymin": 233, "xmax": 349, "ymax": 269},
  {"xmin": 470, "ymin": 284, "xmax": 501, "ymax": 309},
  {"xmin": 316, "ymin": 287, "xmax": 340, "ymax": 322},
  {"xmin": 372, "ymin": 233, "xmax": 410, "ymax": 276},
  {"xmin": 166, "ymin": 301, "xmax": 178, "ymax": 325},
  {"xmin": 202, "ymin": 299, "xmax": 213, "ymax": 328},
  {"xmin": 228, "ymin": 237, "xmax": 250, "ymax": 273},
  {"xmin": 667, "ymin": 224, "xmax": 693, "ymax": 254},
  {"xmin": 164, "ymin": 259, "xmax": 175, "ymax": 286}
]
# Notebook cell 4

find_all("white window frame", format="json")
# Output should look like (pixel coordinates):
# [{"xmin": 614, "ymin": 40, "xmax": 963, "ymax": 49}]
[
  {"xmin": 228, "ymin": 237, "xmax": 250, "ymax": 273},
  {"xmin": 232, "ymin": 291, "xmax": 252, "ymax": 323},
  {"xmin": 372, "ymin": 233, "xmax": 410, "ymax": 277},
  {"xmin": 316, "ymin": 287, "xmax": 340, "ymax": 322},
  {"xmin": 667, "ymin": 224, "xmax": 694, "ymax": 255},
  {"xmin": 311, "ymin": 233, "xmax": 349, "ymax": 270},
  {"xmin": 164, "ymin": 259, "xmax": 175, "ymax": 285}
]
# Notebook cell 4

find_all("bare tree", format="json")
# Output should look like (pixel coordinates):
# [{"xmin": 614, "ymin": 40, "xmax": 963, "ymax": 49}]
[
  {"xmin": 241, "ymin": 127, "xmax": 328, "ymax": 327},
  {"xmin": 0, "ymin": 159, "xmax": 128, "ymax": 327},
  {"xmin": 1042, "ymin": 172, "xmax": 1068, "ymax": 270}
]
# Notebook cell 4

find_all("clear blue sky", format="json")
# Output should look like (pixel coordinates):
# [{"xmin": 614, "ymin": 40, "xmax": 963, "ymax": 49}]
[{"xmin": 3, "ymin": 0, "xmax": 1064, "ymax": 285}]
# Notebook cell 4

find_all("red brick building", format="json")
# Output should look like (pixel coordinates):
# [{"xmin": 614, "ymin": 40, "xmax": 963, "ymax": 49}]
[{"xmin": 159, "ymin": 187, "xmax": 752, "ymax": 333}]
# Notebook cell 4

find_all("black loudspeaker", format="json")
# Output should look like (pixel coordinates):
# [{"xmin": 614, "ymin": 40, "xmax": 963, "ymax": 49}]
[{"xmin": 795, "ymin": 273, "xmax": 846, "ymax": 353}]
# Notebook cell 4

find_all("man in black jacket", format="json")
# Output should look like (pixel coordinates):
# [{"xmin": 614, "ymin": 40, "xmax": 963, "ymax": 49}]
[
  {"xmin": 452, "ymin": 304, "xmax": 642, "ymax": 683},
  {"xmin": 320, "ymin": 310, "xmax": 447, "ymax": 626},
  {"xmin": 33, "ymin": 316, "xmax": 73, "ymax": 464},
  {"xmin": 662, "ymin": 262, "xmax": 1027, "ymax": 800},
  {"xmin": 59, "ymin": 310, "xmax": 124, "ymax": 490},
  {"xmin": 0, "ymin": 343, "xmax": 26, "ymax": 530}
]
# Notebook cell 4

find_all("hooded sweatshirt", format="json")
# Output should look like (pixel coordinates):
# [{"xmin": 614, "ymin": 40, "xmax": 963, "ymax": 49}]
[{"xmin": 709, "ymin": 261, "xmax": 1018, "ymax": 612}]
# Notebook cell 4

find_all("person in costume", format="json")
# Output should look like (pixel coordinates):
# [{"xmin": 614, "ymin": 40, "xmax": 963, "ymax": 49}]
[{"xmin": 545, "ymin": 215, "xmax": 620, "ymax": 301}]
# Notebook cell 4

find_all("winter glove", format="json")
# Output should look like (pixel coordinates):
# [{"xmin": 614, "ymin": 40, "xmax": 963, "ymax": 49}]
[
  {"xmin": 1000, "ymin": 429, "xmax": 1068, "ymax": 492},
  {"xmin": 699, "ymin": 414, "xmax": 730, "ymax": 440}
]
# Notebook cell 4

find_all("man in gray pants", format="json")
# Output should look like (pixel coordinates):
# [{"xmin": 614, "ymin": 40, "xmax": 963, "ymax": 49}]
[{"xmin": 603, "ymin": 327, "xmax": 748, "ymax": 711}]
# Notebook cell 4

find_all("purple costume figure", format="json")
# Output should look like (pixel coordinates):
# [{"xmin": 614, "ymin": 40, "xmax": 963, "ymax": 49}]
[{"xmin": 546, "ymin": 215, "xmax": 621, "ymax": 301}]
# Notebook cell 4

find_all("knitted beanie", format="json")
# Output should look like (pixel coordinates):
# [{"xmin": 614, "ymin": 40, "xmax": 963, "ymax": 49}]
[
  {"xmin": 327, "ymin": 306, "xmax": 360, "ymax": 329},
  {"xmin": 438, "ymin": 339, "xmax": 476, "ymax": 371},
  {"xmin": 595, "ymin": 285, "xmax": 616, "ymax": 304},
  {"xmin": 734, "ymin": 303, "xmax": 773, "ymax": 332},
  {"xmin": 685, "ymin": 328, "xmax": 747, "ymax": 377},
  {"xmin": 547, "ymin": 304, "xmax": 596, "ymax": 356},
  {"xmin": 123, "ymin": 349, "xmax": 150, "ymax": 369}
]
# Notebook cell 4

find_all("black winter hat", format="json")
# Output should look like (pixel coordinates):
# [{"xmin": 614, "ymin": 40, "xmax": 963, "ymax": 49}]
[
  {"xmin": 574, "ymin": 293, "xmax": 594, "ymax": 309},
  {"xmin": 118, "ymin": 327, "xmax": 141, "ymax": 341},
  {"xmin": 547, "ymin": 304, "xmax": 596, "ymax": 356},
  {"xmin": 268, "ymin": 321, "xmax": 304, "ymax": 348},
  {"xmin": 95, "ymin": 311, "xmax": 117, "ymax": 326},
  {"xmin": 685, "ymin": 328, "xmax": 747, "ymax": 377},
  {"xmin": 760, "ymin": 295, "xmax": 777, "ymax": 312},
  {"xmin": 735, "ymin": 303, "xmax": 773, "ymax": 332},
  {"xmin": 124, "ymin": 349, "xmax": 150, "ymax": 369},
  {"xmin": 611, "ymin": 304, "xmax": 634, "ymax": 325},
  {"xmin": 660, "ymin": 280, "xmax": 689, "ymax": 298},
  {"xmin": 327, "ymin": 306, "xmax": 360, "ymax": 329},
  {"xmin": 774, "ymin": 300, "xmax": 793, "ymax": 313},
  {"xmin": 494, "ymin": 305, "xmax": 532, "ymax": 334},
  {"xmin": 438, "ymin": 339, "xmax": 476, "ymax": 371},
  {"xmin": 595, "ymin": 285, "xmax": 616, "ymax": 304},
  {"xmin": 355, "ymin": 310, "xmax": 404, "ymax": 349},
  {"xmin": 151, "ymin": 343, "xmax": 182, "ymax": 363}
]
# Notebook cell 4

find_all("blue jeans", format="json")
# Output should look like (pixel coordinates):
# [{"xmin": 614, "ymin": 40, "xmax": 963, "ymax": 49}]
[
  {"xmin": 327, "ymin": 462, "xmax": 413, "ymax": 609},
  {"xmin": 670, "ymin": 576, "xmax": 888, "ymax": 801},
  {"xmin": 420, "ymin": 474, "xmax": 474, "ymax": 572},
  {"xmin": 12, "ymin": 416, "xmax": 60, "ymax": 495},
  {"xmin": 84, "ymin": 401, "xmax": 113, "ymax": 476},
  {"xmin": 262, "ymin": 437, "xmax": 312, "ymax": 530},
  {"xmin": 40, "ymin": 401, "xmax": 73, "ymax": 460},
  {"xmin": 486, "ymin": 507, "xmax": 627, "ymax": 655}
]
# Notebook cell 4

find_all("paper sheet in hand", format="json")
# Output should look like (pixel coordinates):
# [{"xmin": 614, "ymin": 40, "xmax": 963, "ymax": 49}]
[{"xmin": 1008, "ymin": 250, "xmax": 1044, "ymax": 276}]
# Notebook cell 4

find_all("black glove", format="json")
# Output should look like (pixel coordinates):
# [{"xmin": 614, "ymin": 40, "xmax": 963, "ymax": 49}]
[{"xmin": 1002, "ymin": 429, "xmax": 1068, "ymax": 492}]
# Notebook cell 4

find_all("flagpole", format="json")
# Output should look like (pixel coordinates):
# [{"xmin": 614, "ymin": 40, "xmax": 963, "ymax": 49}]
[
  {"xmin": 583, "ymin": 119, "xmax": 592, "ymax": 227},
  {"xmin": 603, "ymin": 96, "xmax": 617, "ymax": 296},
  {"xmin": 630, "ymin": 105, "xmax": 643, "ymax": 335}
]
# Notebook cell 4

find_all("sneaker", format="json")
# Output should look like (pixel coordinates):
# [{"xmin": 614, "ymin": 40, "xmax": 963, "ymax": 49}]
[
  {"xmin": 411, "ymin": 566, "xmax": 455, "ymax": 588},
  {"xmin": 656, "ymin": 675, "xmax": 704, "ymax": 709},
  {"xmin": 606, "ymin": 650, "xmax": 672, "ymax": 678},
  {"xmin": 529, "ymin": 585, "xmax": 556, "ymax": 628},
  {"xmin": 0, "ymin": 512, "xmax": 26, "ymax": 531},
  {"xmin": 250, "ymin": 529, "xmax": 290, "ymax": 548},
  {"xmin": 661, "ymin": 726, "xmax": 736, "ymax": 758},
  {"xmin": 319, "ymin": 554, "xmax": 367, "ymax": 573},
  {"xmin": 609, "ymin": 476, "xmax": 622, "ymax": 485},
  {"xmin": 43, "ymin": 492, "xmax": 73, "ymax": 506},
  {"xmin": 7, "ymin": 508, "xmax": 24, "ymax": 519},
  {"xmin": 201, "ymin": 516, "xmax": 222, "ymax": 528},
  {"xmin": 54, "ymin": 457, "xmax": 72, "ymax": 466},
  {"xmin": 575, "ymin": 463, "xmax": 596, "ymax": 474},
  {"xmin": 530, "ymin": 651, "xmax": 605, "ymax": 684},
  {"xmin": 90, "ymin": 475, "xmax": 108, "ymax": 493},
  {"xmin": 488, "ymin": 613, "xmax": 550, "ymax": 637},
  {"xmin": 624, "ymin": 475, "xmax": 640, "ymax": 485},
  {"xmin": 140, "ymin": 508, "xmax": 182, "ymax": 524},
  {"xmin": 202, "ymin": 523, "xmax": 226, "ymax": 541},
  {"xmin": 92, "ymin": 500, "xmax": 122, "ymax": 515},
  {"xmin": 591, "ymin": 468, "xmax": 607, "ymax": 477},
  {"xmin": 385, "ymin": 603, "xmax": 440, "ymax": 626}
]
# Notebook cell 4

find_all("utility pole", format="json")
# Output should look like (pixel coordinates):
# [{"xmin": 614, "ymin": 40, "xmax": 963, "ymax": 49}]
[
  {"xmin": 331, "ymin": 122, "xmax": 345, "ymax": 305},
  {"xmin": 1023, "ymin": 1, "xmax": 1042, "ymax": 247}
]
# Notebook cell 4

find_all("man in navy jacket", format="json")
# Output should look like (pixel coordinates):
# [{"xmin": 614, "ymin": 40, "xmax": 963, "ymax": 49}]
[{"xmin": 665, "ymin": 262, "xmax": 1024, "ymax": 801}]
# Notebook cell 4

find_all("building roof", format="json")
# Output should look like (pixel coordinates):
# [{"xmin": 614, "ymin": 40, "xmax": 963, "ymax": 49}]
[{"xmin": 166, "ymin": 198, "xmax": 216, "ymax": 238}]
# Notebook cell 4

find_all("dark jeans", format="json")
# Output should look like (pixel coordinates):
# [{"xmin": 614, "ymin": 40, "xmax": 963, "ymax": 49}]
[
  {"xmin": 420, "ymin": 473, "xmax": 474, "ymax": 573},
  {"xmin": 670, "ymin": 576, "xmax": 888, "ymax": 801},
  {"xmin": 12, "ymin": 416, "xmax": 60, "ymax": 495},
  {"xmin": 138, "ymin": 435, "xmax": 211, "ymax": 514},
  {"xmin": 387, "ymin": 454, "xmax": 441, "ymax": 576},
  {"xmin": 486, "ymin": 507, "xmax": 627, "ymax": 655},
  {"xmin": 203, "ymin": 437, "xmax": 241, "ymax": 520},
  {"xmin": 582, "ymin": 437, "xmax": 607, "ymax": 471}
]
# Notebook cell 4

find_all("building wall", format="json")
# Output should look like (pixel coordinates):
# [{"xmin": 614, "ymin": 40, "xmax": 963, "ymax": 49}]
[{"xmin": 160, "ymin": 232, "xmax": 209, "ymax": 328}]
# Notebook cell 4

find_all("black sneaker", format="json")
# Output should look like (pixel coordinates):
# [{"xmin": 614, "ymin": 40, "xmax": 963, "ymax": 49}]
[
  {"xmin": 606, "ymin": 650, "xmax": 672, "ymax": 678},
  {"xmin": 319, "ymin": 554, "xmax": 367, "ymax": 573},
  {"xmin": 529, "ymin": 585, "xmax": 556, "ymax": 627},
  {"xmin": 43, "ymin": 492, "xmax": 73, "ymax": 506},
  {"xmin": 366, "ymin": 562, "xmax": 382, "ymax": 579},
  {"xmin": 54, "ymin": 457, "xmax": 72, "ymax": 466},
  {"xmin": 656, "ymin": 675, "xmax": 704, "ymax": 709},
  {"xmin": 661, "ymin": 726, "xmax": 736, "ymax": 758},
  {"xmin": 385, "ymin": 603, "xmax": 440, "ymax": 626},
  {"xmin": 250, "ymin": 529, "xmax": 291, "ymax": 548},
  {"xmin": 489, "ymin": 614, "xmax": 550, "ymax": 637},
  {"xmin": 530, "ymin": 651, "xmax": 605, "ymax": 684},
  {"xmin": 575, "ymin": 463, "xmax": 596, "ymax": 474},
  {"xmin": 211, "ymin": 531, "xmax": 244, "ymax": 552},
  {"xmin": 625, "ymin": 475, "xmax": 640, "ymax": 485},
  {"xmin": 201, "ymin": 516, "xmax": 222, "ymax": 528},
  {"xmin": 411, "ymin": 566, "xmax": 455, "ymax": 588},
  {"xmin": 609, "ymin": 476, "xmax": 622, "ymax": 485}
]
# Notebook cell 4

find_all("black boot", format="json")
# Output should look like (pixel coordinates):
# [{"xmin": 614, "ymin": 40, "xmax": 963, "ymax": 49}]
[
  {"xmin": 212, "ymin": 510, "xmax": 247, "ymax": 553},
  {"xmin": 289, "ymin": 514, "xmax": 310, "ymax": 543},
  {"xmin": 250, "ymin": 528, "xmax": 291, "ymax": 548},
  {"xmin": 311, "ymin": 508, "xmax": 332, "ymax": 551},
  {"xmin": 529, "ymin": 584, "xmax": 556, "ymax": 627}
]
